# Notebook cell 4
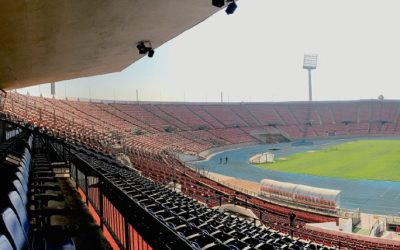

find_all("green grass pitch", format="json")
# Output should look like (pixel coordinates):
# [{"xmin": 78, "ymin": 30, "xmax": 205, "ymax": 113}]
[{"xmin": 256, "ymin": 140, "xmax": 400, "ymax": 181}]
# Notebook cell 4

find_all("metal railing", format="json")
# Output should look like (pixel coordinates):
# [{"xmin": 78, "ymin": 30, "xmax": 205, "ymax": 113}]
[{"xmin": 52, "ymin": 140, "xmax": 193, "ymax": 250}]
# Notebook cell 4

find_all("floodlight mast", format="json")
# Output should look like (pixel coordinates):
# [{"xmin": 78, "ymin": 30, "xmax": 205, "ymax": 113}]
[{"xmin": 303, "ymin": 54, "xmax": 318, "ymax": 101}]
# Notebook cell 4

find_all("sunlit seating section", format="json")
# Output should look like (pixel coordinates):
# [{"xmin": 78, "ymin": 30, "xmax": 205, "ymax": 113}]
[
  {"xmin": 201, "ymin": 105, "xmax": 248, "ymax": 127},
  {"xmin": 229, "ymin": 105, "xmax": 261, "ymax": 127},
  {"xmin": 157, "ymin": 104, "xmax": 211, "ymax": 129},
  {"xmin": 247, "ymin": 104, "xmax": 284, "ymax": 126},
  {"xmin": 273, "ymin": 105, "xmax": 299, "ymax": 125},
  {"xmin": 7, "ymin": 92, "xmax": 400, "ymax": 157},
  {"xmin": 185, "ymin": 105, "xmax": 225, "ymax": 129}
]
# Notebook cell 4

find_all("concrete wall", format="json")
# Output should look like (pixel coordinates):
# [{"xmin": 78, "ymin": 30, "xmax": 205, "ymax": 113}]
[
  {"xmin": 305, "ymin": 223, "xmax": 400, "ymax": 247},
  {"xmin": 198, "ymin": 142, "xmax": 260, "ymax": 159},
  {"xmin": 339, "ymin": 218, "xmax": 353, "ymax": 233}
]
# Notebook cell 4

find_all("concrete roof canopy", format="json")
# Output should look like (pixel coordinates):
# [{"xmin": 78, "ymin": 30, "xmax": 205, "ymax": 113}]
[{"xmin": 0, "ymin": 0, "xmax": 223, "ymax": 90}]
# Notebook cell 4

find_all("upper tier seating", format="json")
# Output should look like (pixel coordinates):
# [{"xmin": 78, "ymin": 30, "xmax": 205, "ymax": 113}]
[{"xmin": 8, "ymin": 92, "xmax": 400, "ymax": 155}]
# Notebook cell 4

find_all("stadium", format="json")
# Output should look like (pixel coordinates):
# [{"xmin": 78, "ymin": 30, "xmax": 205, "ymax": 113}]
[{"xmin": 1, "ymin": 1, "xmax": 400, "ymax": 250}]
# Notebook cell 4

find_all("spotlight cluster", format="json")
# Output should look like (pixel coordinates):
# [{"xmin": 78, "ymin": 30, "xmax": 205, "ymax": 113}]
[
  {"xmin": 136, "ymin": 41, "xmax": 155, "ymax": 58},
  {"xmin": 212, "ymin": 0, "xmax": 237, "ymax": 15}
]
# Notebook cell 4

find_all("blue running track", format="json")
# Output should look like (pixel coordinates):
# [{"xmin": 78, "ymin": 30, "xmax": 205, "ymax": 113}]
[{"xmin": 190, "ymin": 137, "xmax": 400, "ymax": 216}]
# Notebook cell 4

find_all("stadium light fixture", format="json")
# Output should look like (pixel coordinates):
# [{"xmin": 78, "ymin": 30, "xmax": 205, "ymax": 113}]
[
  {"xmin": 147, "ymin": 49, "xmax": 155, "ymax": 58},
  {"xmin": 212, "ymin": 0, "xmax": 225, "ymax": 8},
  {"xmin": 225, "ymin": 1, "xmax": 237, "ymax": 15},
  {"xmin": 136, "ymin": 42, "xmax": 147, "ymax": 54},
  {"xmin": 136, "ymin": 41, "xmax": 155, "ymax": 58},
  {"xmin": 303, "ymin": 54, "xmax": 318, "ymax": 101},
  {"xmin": 212, "ymin": 0, "xmax": 238, "ymax": 15}
]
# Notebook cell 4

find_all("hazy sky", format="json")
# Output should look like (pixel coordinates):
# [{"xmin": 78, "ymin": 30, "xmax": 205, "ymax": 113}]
[{"xmin": 17, "ymin": 0, "xmax": 400, "ymax": 102}]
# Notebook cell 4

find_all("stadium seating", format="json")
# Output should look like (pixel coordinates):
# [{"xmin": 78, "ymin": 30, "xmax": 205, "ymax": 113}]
[
  {"xmin": 0, "ymin": 131, "xmax": 78, "ymax": 250},
  {"xmin": 186, "ymin": 104, "xmax": 225, "ymax": 129},
  {"xmin": 11, "ymin": 93, "xmax": 400, "ymax": 155},
  {"xmin": 70, "ymin": 145, "xmax": 337, "ymax": 250},
  {"xmin": 229, "ymin": 104, "xmax": 261, "ymax": 127},
  {"xmin": 158, "ymin": 104, "xmax": 211, "ymax": 129},
  {"xmin": 0, "ymin": 234, "xmax": 13, "ymax": 250},
  {"xmin": 4, "ymin": 92, "xmax": 400, "ymax": 249}
]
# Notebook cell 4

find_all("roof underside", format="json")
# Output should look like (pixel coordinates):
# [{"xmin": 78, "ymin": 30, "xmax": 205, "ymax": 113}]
[{"xmin": 0, "ymin": 0, "xmax": 222, "ymax": 90}]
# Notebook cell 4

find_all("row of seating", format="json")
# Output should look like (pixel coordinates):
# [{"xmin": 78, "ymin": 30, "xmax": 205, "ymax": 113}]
[
  {"xmin": 129, "ymin": 149, "xmax": 381, "ymax": 250},
  {"xmin": 4, "ymin": 93, "xmax": 400, "ymax": 250},
  {"xmin": 6, "ymin": 127, "xmax": 22, "ymax": 141},
  {"xmin": 129, "ymin": 150, "xmax": 338, "ymax": 226},
  {"xmin": 5, "ymin": 93, "xmax": 110, "ymax": 154},
  {"xmin": 73, "ymin": 119, "xmax": 399, "ymax": 250},
  {"xmin": 72, "ymin": 146, "xmax": 334, "ymax": 250},
  {"xmin": 8, "ymin": 92, "xmax": 400, "ymax": 157},
  {"xmin": 0, "ymin": 132, "xmax": 76, "ymax": 250},
  {"xmin": 11, "ymin": 92, "xmax": 400, "ymax": 131}
]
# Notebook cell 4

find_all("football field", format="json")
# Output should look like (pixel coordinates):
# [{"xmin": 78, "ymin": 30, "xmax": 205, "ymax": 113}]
[{"xmin": 257, "ymin": 140, "xmax": 400, "ymax": 181}]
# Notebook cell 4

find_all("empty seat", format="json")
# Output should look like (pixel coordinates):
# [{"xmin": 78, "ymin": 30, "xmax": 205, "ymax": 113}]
[
  {"xmin": 7, "ymin": 191, "xmax": 29, "ymax": 236},
  {"xmin": 0, "ymin": 208, "xmax": 28, "ymax": 250},
  {"xmin": 0, "ymin": 235, "xmax": 13, "ymax": 250}
]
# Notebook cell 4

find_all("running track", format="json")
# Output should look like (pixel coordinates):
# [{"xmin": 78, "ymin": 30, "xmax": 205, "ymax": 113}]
[{"xmin": 190, "ymin": 137, "xmax": 400, "ymax": 216}]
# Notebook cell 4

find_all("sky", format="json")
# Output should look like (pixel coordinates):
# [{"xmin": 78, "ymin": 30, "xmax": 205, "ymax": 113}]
[{"xmin": 16, "ymin": 0, "xmax": 400, "ymax": 102}]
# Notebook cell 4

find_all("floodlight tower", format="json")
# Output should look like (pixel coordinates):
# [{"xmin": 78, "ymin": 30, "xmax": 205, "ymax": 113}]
[{"xmin": 303, "ymin": 54, "xmax": 318, "ymax": 101}]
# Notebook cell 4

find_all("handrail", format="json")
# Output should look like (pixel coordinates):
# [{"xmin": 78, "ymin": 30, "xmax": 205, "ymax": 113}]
[{"xmin": 65, "ymin": 143, "xmax": 194, "ymax": 250}]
